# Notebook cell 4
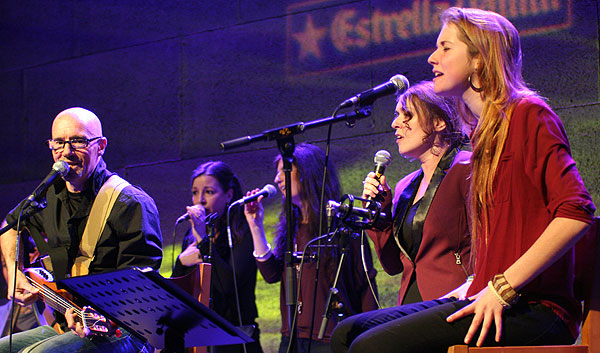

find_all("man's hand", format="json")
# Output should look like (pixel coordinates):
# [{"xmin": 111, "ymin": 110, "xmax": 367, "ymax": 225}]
[
  {"xmin": 7, "ymin": 269, "xmax": 39, "ymax": 306},
  {"xmin": 66, "ymin": 307, "xmax": 90, "ymax": 338}
]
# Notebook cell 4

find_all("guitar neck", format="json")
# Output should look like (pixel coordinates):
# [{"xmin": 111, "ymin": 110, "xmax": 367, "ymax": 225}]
[
  {"xmin": 25, "ymin": 268, "xmax": 82, "ymax": 322},
  {"xmin": 25, "ymin": 268, "xmax": 118, "ymax": 337},
  {"xmin": 26, "ymin": 274, "xmax": 83, "ymax": 322}
]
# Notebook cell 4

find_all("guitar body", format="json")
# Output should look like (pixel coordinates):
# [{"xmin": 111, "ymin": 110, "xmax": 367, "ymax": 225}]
[
  {"xmin": 24, "ymin": 268, "xmax": 118, "ymax": 337},
  {"xmin": 168, "ymin": 263, "xmax": 211, "ymax": 353},
  {"xmin": 168, "ymin": 263, "xmax": 211, "ymax": 307}
]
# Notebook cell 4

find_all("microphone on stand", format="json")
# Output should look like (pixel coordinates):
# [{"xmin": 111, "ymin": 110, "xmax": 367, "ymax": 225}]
[
  {"xmin": 175, "ymin": 211, "xmax": 218, "ymax": 225},
  {"xmin": 339, "ymin": 74, "xmax": 409, "ymax": 108},
  {"xmin": 326, "ymin": 193, "xmax": 388, "ymax": 230},
  {"xmin": 327, "ymin": 200, "xmax": 387, "ymax": 222},
  {"xmin": 22, "ymin": 161, "xmax": 70, "ymax": 209}
]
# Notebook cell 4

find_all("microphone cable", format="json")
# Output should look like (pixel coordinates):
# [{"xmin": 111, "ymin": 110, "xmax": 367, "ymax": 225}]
[
  {"xmin": 360, "ymin": 229, "xmax": 382, "ymax": 309},
  {"xmin": 170, "ymin": 221, "xmax": 179, "ymax": 275},
  {"xmin": 305, "ymin": 103, "xmax": 339, "ymax": 353},
  {"xmin": 9, "ymin": 202, "xmax": 28, "ymax": 353},
  {"xmin": 226, "ymin": 204, "xmax": 248, "ymax": 353},
  {"xmin": 286, "ymin": 225, "xmax": 341, "ymax": 353}
]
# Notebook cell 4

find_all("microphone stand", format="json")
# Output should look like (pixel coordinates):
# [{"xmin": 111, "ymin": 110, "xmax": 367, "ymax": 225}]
[
  {"xmin": 0, "ymin": 200, "xmax": 46, "ymax": 238},
  {"xmin": 317, "ymin": 227, "xmax": 350, "ymax": 340},
  {"xmin": 220, "ymin": 107, "xmax": 372, "ymax": 353},
  {"xmin": 219, "ymin": 107, "xmax": 372, "ymax": 151},
  {"xmin": 0, "ymin": 199, "xmax": 47, "ymax": 352},
  {"xmin": 277, "ymin": 137, "xmax": 299, "ymax": 353}
]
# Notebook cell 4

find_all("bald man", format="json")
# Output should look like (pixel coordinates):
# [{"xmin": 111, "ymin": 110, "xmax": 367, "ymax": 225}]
[{"xmin": 0, "ymin": 107, "xmax": 162, "ymax": 352}]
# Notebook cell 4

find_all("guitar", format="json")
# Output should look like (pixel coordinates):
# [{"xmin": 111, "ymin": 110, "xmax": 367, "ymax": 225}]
[
  {"xmin": 168, "ymin": 263, "xmax": 211, "ymax": 353},
  {"xmin": 23, "ymin": 267, "xmax": 120, "ymax": 337}
]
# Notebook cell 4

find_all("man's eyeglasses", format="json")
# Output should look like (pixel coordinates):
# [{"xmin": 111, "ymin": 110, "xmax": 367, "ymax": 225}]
[{"xmin": 46, "ymin": 137, "xmax": 103, "ymax": 151}]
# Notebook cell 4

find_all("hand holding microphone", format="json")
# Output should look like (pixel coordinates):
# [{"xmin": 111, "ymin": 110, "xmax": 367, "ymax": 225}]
[
  {"xmin": 176, "ymin": 208, "xmax": 218, "ymax": 225},
  {"xmin": 231, "ymin": 184, "xmax": 277, "ymax": 207},
  {"xmin": 241, "ymin": 184, "xmax": 277, "ymax": 227},
  {"xmin": 175, "ymin": 205, "xmax": 217, "ymax": 241},
  {"xmin": 362, "ymin": 150, "xmax": 392, "ymax": 201}
]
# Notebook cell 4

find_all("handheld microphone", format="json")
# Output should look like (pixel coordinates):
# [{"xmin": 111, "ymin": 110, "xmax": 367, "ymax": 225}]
[
  {"xmin": 372, "ymin": 150, "xmax": 392, "ymax": 180},
  {"xmin": 339, "ymin": 74, "xmax": 409, "ymax": 108},
  {"xmin": 175, "ymin": 211, "xmax": 218, "ymax": 225},
  {"xmin": 230, "ymin": 184, "xmax": 277, "ymax": 207},
  {"xmin": 367, "ymin": 150, "xmax": 392, "ymax": 202},
  {"xmin": 23, "ymin": 161, "xmax": 70, "ymax": 208}
]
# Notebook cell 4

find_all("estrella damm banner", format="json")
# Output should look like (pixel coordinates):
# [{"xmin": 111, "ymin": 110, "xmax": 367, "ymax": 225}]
[{"xmin": 285, "ymin": 0, "xmax": 572, "ymax": 77}]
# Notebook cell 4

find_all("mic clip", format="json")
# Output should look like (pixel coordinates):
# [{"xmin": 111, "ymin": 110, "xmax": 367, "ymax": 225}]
[
  {"xmin": 328, "ymin": 194, "xmax": 384, "ymax": 230},
  {"xmin": 205, "ymin": 213, "xmax": 218, "ymax": 238},
  {"xmin": 23, "ymin": 198, "xmax": 47, "ymax": 211},
  {"xmin": 205, "ymin": 212, "xmax": 218, "ymax": 227},
  {"xmin": 328, "ymin": 288, "xmax": 345, "ymax": 318},
  {"xmin": 344, "ymin": 106, "xmax": 371, "ymax": 128},
  {"xmin": 291, "ymin": 251, "xmax": 318, "ymax": 264}
]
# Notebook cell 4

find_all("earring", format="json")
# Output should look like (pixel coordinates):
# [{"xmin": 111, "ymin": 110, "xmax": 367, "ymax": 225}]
[{"xmin": 468, "ymin": 72, "xmax": 483, "ymax": 93}]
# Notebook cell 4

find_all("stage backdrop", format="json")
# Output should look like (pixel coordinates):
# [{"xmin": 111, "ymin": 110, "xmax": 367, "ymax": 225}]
[{"xmin": 1, "ymin": 0, "xmax": 598, "ymax": 350}]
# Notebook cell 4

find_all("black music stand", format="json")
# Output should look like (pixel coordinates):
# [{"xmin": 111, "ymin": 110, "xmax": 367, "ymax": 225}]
[{"xmin": 58, "ymin": 267, "xmax": 252, "ymax": 352}]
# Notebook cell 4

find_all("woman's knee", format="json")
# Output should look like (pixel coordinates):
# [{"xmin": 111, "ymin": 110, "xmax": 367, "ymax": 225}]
[
  {"xmin": 346, "ymin": 333, "xmax": 377, "ymax": 353},
  {"xmin": 330, "ymin": 319, "xmax": 354, "ymax": 353}
]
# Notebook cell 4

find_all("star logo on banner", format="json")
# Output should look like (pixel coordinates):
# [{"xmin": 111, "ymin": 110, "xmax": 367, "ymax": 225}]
[{"xmin": 292, "ymin": 15, "xmax": 328, "ymax": 61}]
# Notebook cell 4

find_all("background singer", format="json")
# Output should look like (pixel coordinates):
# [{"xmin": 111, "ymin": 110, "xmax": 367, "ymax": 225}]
[
  {"xmin": 244, "ymin": 143, "xmax": 378, "ymax": 353},
  {"xmin": 172, "ymin": 160, "xmax": 263, "ymax": 353}
]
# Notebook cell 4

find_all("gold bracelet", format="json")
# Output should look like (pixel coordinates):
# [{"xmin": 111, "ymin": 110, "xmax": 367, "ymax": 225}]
[
  {"xmin": 488, "ymin": 280, "xmax": 511, "ymax": 308},
  {"xmin": 253, "ymin": 243, "xmax": 272, "ymax": 260},
  {"xmin": 491, "ymin": 273, "xmax": 520, "ymax": 306}
]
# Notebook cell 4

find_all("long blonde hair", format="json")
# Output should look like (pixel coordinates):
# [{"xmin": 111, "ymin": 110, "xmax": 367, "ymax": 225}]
[{"xmin": 441, "ymin": 7, "xmax": 538, "ymax": 249}]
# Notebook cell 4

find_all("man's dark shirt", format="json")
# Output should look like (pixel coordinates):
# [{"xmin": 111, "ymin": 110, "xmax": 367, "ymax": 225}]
[{"xmin": 6, "ymin": 159, "xmax": 162, "ymax": 279}]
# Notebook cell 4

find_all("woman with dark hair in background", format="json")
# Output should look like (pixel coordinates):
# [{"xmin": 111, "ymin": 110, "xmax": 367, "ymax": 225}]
[
  {"xmin": 172, "ymin": 161, "xmax": 263, "ymax": 353},
  {"xmin": 244, "ymin": 143, "xmax": 378, "ymax": 353},
  {"xmin": 330, "ymin": 7, "xmax": 596, "ymax": 353}
]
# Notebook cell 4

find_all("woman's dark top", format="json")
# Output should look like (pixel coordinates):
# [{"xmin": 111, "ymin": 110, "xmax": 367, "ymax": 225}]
[
  {"xmin": 401, "ymin": 198, "xmax": 423, "ymax": 304},
  {"xmin": 172, "ymin": 219, "xmax": 259, "ymax": 327}
]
